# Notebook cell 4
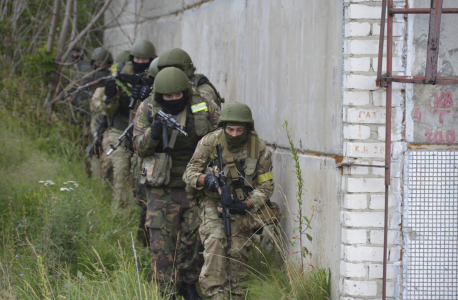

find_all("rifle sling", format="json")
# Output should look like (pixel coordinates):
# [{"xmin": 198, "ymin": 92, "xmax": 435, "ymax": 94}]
[{"xmin": 167, "ymin": 110, "xmax": 187, "ymax": 150}]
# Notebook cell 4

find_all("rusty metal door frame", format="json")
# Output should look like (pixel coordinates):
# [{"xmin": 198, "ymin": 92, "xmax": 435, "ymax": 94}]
[{"xmin": 375, "ymin": 0, "xmax": 458, "ymax": 299}]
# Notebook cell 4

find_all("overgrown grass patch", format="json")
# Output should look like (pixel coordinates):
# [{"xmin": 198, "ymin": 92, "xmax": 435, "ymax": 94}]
[{"xmin": 1, "ymin": 67, "xmax": 331, "ymax": 299}]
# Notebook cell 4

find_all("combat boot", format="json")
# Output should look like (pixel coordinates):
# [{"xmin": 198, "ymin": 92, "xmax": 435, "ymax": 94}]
[{"xmin": 178, "ymin": 282, "xmax": 202, "ymax": 300}]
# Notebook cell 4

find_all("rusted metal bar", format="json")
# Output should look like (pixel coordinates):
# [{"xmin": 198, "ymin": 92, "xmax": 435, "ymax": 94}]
[
  {"xmin": 379, "ymin": 75, "xmax": 458, "ymax": 84},
  {"xmin": 382, "ymin": 1, "xmax": 393, "ymax": 299},
  {"xmin": 336, "ymin": 163, "xmax": 388, "ymax": 168},
  {"xmin": 389, "ymin": 7, "xmax": 458, "ymax": 14},
  {"xmin": 425, "ymin": 0, "xmax": 443, "ymax": 84},
  {"xmin": 377, "ymin": 0, "xmax": 387, "ymax": 87}
]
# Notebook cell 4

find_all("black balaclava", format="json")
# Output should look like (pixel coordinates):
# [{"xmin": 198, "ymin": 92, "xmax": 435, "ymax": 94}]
[
  {"xmin": 160, "ymin": 92, "xmax": 188, "ymax": 114},
  {"xmin": 132, "ymin": 60, "xmax": 151, "ymax": 74}
]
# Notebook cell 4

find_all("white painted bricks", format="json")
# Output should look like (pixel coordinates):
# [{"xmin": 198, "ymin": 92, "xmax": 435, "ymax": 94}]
[
  {"xmin": 342, "ymin": 1, "xmax": 405, "ymax": 298},
  {"xmin": 343, "ymin": 194, "xmax": 367, "ymax": 209},
  {"xmin": 370, "ymin": 230, "xmax": 399, "ymax": 245},
  {"xmin": 347, "ymin": 108, "xmax": 386, "ymax": 124},
  {"xmin": 346, "ymin": 143, "xmax": 386, "ymax": 158},
  {"xmin": 343, "ymin": 246, "xmax": 400, "ymax": 262},
  {"xmin": 345, "ymin": 74, "xmax": 378, "ymax": 90},
  {"xmin": 343, "ymin": 279, "xmax": 377, "ymax": 296},
  {"xmin": 344, "ymin": 125, "xmax": 370, "ymax": 140},
  {"xmin": 344, "ymin": 57, "xmax": 371, "ymax": 72},
  {"xmin": 343, "ymin": 212, "xmax": 384, "ymax": 227},
  {"xmin": 345, "ymin": 22, "xmax": 371, "ymax": 37},
  {"xmin": 368, "ymin": 263, "xmax": 398, "ymax": 279},
  {"xmin": 346, "ymin": 5, "xmax": 381, "ymax": 19},
  {"xmin": 343, "ymin": 91, "xmax": 370, "ymax": 106},
  {"xmin": 340, "ymin": 261, "xmax": 367, "ymax": 277},
  {"xmin": 347, "ymin": 178, "xmax": 385, "ymax": 192},
  {"xmin": 342, "ymin": 228, "xmax": 367, "ymax": 244}
]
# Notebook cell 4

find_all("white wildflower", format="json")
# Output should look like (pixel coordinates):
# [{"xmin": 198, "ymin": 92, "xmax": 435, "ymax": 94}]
[
  {"xmin": 60, "ymin": 188, "xmax": 70, "ymax": 192},
  {"xmin": 43, "ymin": 180, "xmax": 55, "ymax": 187}
]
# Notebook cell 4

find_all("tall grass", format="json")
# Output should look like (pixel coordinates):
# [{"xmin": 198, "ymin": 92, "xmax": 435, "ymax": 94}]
[{"xmin": 0, "ymin": 66, "xmax": 331, "ymax": 299}]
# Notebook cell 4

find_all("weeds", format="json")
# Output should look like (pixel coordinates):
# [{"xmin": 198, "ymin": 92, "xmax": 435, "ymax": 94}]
[
  {"xmin": 0, "ymin": 68, "xmax": 331, "ymax": 299},
  {"xmin": 282, "ymin": 120, "xmax": 315, "ymax": 269}
]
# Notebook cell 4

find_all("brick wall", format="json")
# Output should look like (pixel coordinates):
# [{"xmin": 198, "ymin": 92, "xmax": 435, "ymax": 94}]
[{"xmin": 341, "ymin": 0, "xmax": 406, "ymax": 298}]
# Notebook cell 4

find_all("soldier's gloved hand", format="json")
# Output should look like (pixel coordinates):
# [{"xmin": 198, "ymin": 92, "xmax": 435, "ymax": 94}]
[
  {"xmin": 104, "ymin": 79, "xmax": 118, "ymax": 99},
  {"xmin": 204, "ymin": 175, "xmax": 220, "ymax": 192},
  {"xmin": 150, "ymin": 118, "xmax": 163, "ymax": 140},
  {"xmin": 131, "ymin": 85, "xmax": 152, "ymax": 101},
  {"xmin": 221, "ymin": 186, "xmax": 233, "ymax": 208},
  {"xmin": 229, "ymin": 199, "xmax": 248, "ymax": 215}
]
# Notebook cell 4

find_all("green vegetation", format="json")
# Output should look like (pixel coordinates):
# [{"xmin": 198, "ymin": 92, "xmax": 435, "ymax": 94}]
[{"xmin": 0, "ymin": 68, "xmax": 330, "ymax": 299}]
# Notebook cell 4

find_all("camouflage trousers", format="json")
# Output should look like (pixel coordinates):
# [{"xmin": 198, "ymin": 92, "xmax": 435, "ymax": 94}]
[
  {"xmin": 87, "ymin": 155, "xmax": 102, "ymax": 179},
  {"xmin": 199, "ymin": 198, "xmax": 254, "ymax": 300},
  {"xmin": 146, "ymin": 186, "xmax": 203, "ymax": 292},
  {"xmin": 102, "ymin": 128, "xmax": 133, "ymax": 210}
]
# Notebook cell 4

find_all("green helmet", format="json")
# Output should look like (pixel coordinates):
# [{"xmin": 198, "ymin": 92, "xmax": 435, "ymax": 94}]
[
  {"xmin": 157, "ymin": 48, "xmax": 196, "ymax": 78},
  {"xmin": 217, "ymin": 102, "xmax": 255, "ymax": 129},
  {"xmin": 130, "ymin": 40, "xmax": 156, "ymax": 59},
  {"xmin": 148, "ymin": 57, "xmax": 159, "ymax": 78},
  {"xmin": 153, "ymin": 67, "xmax": 193, "ymax": 103},
  {"xmin": 115, "ymin": 50, "xmax": 130, "ymax": 63},
  {"xmin": 90, "ymin": 48, "xmax": 113, "ymax": 64}
]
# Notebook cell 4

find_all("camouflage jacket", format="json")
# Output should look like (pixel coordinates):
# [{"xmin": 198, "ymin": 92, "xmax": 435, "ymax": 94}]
[
  {"xmin": 133, "ymin": 94, "xmax": 220, "ymax": 187},
  {"xmin": 182, "ymin": 128, "xmax": 274, "ymax": 211}
]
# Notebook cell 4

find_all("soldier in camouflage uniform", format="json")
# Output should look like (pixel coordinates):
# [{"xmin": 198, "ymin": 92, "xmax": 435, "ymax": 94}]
[
  {"xmin": 182, "ymin": 103, "xmax": 275, "ymax": 300},
  {"xmin": 95, "ymin": 40, "xmax": 156, "ymax": 210},
  {"xmin": 157, "ymin": 48, "xmax": 224, "ymax": 108},
  {"xmin": 133, "ymin": 67, "xmax": 220, "ymax": 300},
  {"xmin": 131, "ymin": 56, "xmax": 160, "ymax": 247},
  {"xmin": 84, "ymin": 48, "xmax": 113, "ymax": 178}
]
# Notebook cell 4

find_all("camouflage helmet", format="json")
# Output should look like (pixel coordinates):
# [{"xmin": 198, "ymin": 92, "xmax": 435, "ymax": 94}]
[
  {"xmin": 157, "ymin": 48, "xmax": 196, "ymax": 78},
  {"xmin": 148, "ymin": 57, "xmax": 159, "ymax": 78},
  {"xmin": 129, "ymin": 40, "xmax": 157, "ymax": 59},
  {"xmin": 217, "ymin": 102, "xmax": 255, "ymax": 129},
  {"xmin": 115, "ymin": 50, "xmax": 130, "ymax": 63},
  {"xmin": 90, "ymin": 48, "xmax": 113, "ymax": 64},
  {"xmin": 153, "ymin": 67, "xmax": 193, "ymax": 103}
]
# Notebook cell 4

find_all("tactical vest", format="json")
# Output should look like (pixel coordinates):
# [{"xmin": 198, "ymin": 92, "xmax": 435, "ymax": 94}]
[
  {"xmin": 141, "ymin": 94, "xmax": 213, "ymax": 187},
  {"xmin": 149, "ymin": 92, "xmax": 213, "ymax": 138},
  {"xmin": 190, "ymin": 74, "xmax": 224, "ymax": 108},
  {"xmin": 203, "ymin": 129, "xmax": 271, "ymax": 201}
]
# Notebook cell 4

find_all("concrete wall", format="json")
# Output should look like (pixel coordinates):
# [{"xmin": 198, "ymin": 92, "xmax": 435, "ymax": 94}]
[
  {"xmin": 104, "ymin": 0, "xmax": 343, "ymax": 298},
  {"xmin": 406, "ymin": 0, "xmax": 458, "ymax": 144}
]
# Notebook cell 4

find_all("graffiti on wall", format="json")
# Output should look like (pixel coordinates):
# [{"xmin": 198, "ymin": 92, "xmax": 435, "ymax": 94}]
[{"xmin": 412, "ymin": 90, "xmax": 458, "ymax": 144}]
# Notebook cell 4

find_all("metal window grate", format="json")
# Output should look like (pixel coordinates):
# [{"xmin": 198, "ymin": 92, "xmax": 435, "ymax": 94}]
[{"xmin": 404, "ymin": 151, "xmax": 458, "ymax": 299}]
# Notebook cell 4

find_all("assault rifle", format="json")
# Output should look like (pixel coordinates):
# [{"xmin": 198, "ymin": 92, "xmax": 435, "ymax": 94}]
[
  {"xmin": 156, "ymin": 110, "xmax": 188, "ymax": 151},
  {"xmin": 65, "ymin": 72, "xmax": 152, "ymax": 105},
  {"xmin": 106, "ymin": 109, "xmax": 188, "ymax": 156},
  {"xmin": 216, "ymin": 143, "xmax": 233, "ymax": 248},
  {"xmin": 106, "ymin": 122, "xmax": 134, "ymax": 156},
  {"xmin": 86, "ymin": 116, "xmax": 108, "ymax": 158}
]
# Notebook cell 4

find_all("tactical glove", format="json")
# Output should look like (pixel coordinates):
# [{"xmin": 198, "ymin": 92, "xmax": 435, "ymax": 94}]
[
  {"xmin": 229, "ymin": 199, "xmax": 248, "ymax": 215},
  {"xmin": 104, "ymin": 79, "xmax": 118, "ymax": 99},
  {"xmin": 204, "ymin": 175, "xmax": 220, "ymax": 193},
  {"xmin": 150, "ymin": 118, "xmax": 163, "ymax": 140},
  {"xmin": 221, "ymin": 186, "xmax": 233, "ymax": 208},
  {"xmin": 131, "ymin": 84, "xmax": 152, "ymax": 101}
]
